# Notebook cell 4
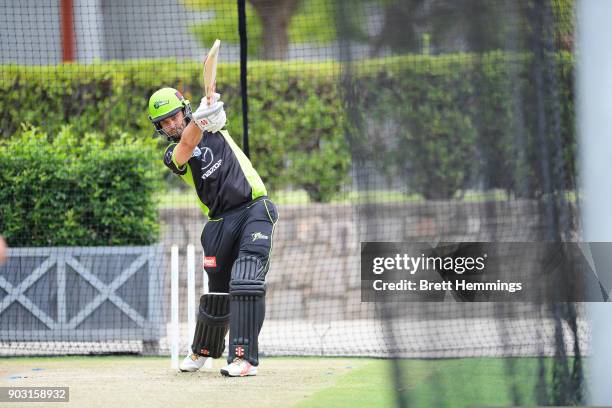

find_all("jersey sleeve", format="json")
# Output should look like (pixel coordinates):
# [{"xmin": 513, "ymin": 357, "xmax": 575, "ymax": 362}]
[{"xmin": 163, "ymin": 143, "xmax": 188, "ymax": 176}]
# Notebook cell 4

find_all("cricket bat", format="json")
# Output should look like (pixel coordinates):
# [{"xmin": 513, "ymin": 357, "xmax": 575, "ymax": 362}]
[{"xmin": 203, "ymin": 39, "xmax": 221, "ymax": 104}]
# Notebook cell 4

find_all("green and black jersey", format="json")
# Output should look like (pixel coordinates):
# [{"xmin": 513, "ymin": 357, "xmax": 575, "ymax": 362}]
[{"xmin": 163, "ymin": 130, "xmax": 267, "ymax": 219}]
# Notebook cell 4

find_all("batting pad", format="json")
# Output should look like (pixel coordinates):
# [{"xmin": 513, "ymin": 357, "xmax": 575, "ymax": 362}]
[
  {"xmin": 228, "ymin": 256, "xmax": 266, "ymax": 366},
  {"xmin": 191, "ymin": 292, "xmax": 230, "ymax": 358}
]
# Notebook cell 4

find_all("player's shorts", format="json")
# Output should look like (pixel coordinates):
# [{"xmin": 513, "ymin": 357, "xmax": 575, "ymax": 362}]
[{"xmin": 201, "ymin": 196, "xmax": 278, "ymax": 292}]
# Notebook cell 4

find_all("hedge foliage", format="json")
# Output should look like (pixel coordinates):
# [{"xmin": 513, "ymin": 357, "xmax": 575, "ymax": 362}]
[
  {"xmin": 0, "ymin": 60, "xmax": 351, "ymax": 202},
  {"xmin": 0, "ymin": 126, "xmax": 163, "ymax": 246},
  {"xmin": 0, "ymin": 51, "xmax": 575, "ymax": 203},
  {"xmin": 355, "ymin": 52, "xmax": 576, "ymax": 199}
]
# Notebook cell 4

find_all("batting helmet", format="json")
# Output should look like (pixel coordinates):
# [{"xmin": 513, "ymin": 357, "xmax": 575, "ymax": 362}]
[{"xmin": 148, "ymin": 87, "xmax": 192, "ymax": 140}]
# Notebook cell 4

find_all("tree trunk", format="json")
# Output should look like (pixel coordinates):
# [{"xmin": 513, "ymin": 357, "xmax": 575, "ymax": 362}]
[{"xmin": 249, "ymin": 0, "xmax": 301, "ymax": 60}]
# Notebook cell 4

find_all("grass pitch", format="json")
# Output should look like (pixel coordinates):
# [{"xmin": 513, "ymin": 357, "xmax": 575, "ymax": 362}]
[{"xmin": 0, "ymin": 356, "xmax": 563, "ymax": 407}]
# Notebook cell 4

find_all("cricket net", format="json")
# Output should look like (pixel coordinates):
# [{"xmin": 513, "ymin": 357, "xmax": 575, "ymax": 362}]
[{"xmin": 0, "ymin": 0, "xmax": 603, "ymax": 405}]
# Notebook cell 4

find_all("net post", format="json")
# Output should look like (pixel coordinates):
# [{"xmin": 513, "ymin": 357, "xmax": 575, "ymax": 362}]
[
  {"xmin": 170, "ymin": 245, "xmax": 179, "ymax": 370},
  {"xmin": 200, "ymin": 245, "xmax": 213, "ymax": 369},
  {"xmin": 237, "ymin": 0, "xmax": 249, "ymax": 158},
  {"xmin": 187, "ymin": 244, "xmax": 196, "ymax": 347},
  {"xmin": 202, "ymin": 252, "xmax": 209, "ymax": 295}
]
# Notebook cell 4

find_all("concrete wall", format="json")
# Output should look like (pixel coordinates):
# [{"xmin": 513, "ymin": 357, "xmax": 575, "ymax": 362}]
[
  {"xmin": 160, "ymin": 200, "xmax": 567, "ymax": 321},
  {"xmin": 0, "ymin": 0, "xmax": 62, "ymax": 64}
]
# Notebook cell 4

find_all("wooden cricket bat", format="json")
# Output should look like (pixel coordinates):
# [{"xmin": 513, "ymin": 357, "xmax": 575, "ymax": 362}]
[{"xmin": 203, "ymin": 39, "xmax": 221, "ymax": 104}]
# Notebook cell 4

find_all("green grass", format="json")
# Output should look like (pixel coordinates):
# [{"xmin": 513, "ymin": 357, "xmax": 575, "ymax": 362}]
[
  {"xmin": 0, "ymin": 355, "xmax": 580, "ymax": 407},
  {"xmin": 295, "ymin": 358, "xmax": 396, "ymax": 408},
  {"xmin": 299, "ymin": 357, "xmax": 577, "ymax": 408}
]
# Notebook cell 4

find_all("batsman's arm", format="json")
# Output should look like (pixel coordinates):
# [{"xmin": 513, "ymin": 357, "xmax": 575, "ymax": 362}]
[{"xmin": 172, "ymin": 121, "xmax": 202, "ymax": 167}]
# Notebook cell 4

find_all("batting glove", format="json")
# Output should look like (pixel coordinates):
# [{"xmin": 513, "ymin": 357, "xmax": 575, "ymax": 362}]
[{"xmin": 193, "ymin": 93, "xmax": 227, "ymax": 133}]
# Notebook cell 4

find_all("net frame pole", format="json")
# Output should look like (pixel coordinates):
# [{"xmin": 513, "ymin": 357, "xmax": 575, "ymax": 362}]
[
  {"xmin": 237, "ymin": 0, "xmax": 249, "ymax": 158},
  {"xmin": 187, "ymin": 244, "xmax": 196, "ymax": 349},
  {"xmin": 60, "ymin": 0, "xmax": 76, "ymax": 62},
  {"xmin": 170, "ymin": 245, "xmax": 180, "ymax": 370}
]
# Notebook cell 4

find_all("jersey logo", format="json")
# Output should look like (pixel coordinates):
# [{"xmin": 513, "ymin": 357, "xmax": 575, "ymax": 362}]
[
  {"xmin": 251, "ymin": 232, "xmax": 269, "ymax": 242},
  {"xmin": 200, "ymin": 147, "xmax": 214, "ymax": 170},
  {"xmin": 202, "ymin": 159, "xmax": 222, "ymax": 179},
  {"xmin": 204, "ymin": 256, "xmax": 217, "ymax": 268},
  {"xmin": 164, "ymin": 148, "xmax": 173, "ymax": 165},
  {"xmin": 192, "ymin": 146, "xmax": 202, "ymax": 157}
]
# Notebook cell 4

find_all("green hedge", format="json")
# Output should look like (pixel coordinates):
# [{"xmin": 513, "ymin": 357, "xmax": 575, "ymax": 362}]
[
  {"xmin": 0, "ymin": 52, "xmax": 575, "ymax": 201},
  {"xmin": 0, "ymin": 126, "xmax": 162, "ymax": 246},
  {"xmin": 0, "ymin": 61, "xmax": 350, "ymax": 202},
  {"xmin": 355, "ymin": 52, "xmax": 576, "ymax": 198}
]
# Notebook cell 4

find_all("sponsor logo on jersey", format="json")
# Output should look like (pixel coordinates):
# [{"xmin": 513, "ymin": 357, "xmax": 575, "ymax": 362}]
[
  {"xmin": 204, "ymin": 256, "xmax": 217, "ymax": 268},
  {"xmin": 251, "ymin": 232, "xmax": 269, "ymax": 242},
  {"xmin": 200, "ymin": 147, "xmax": 214, "ymax": 169},
  {"xmin": 164, "ymin": 148, "xmax": 173, "ymax": 165},
  {"xmin": 202, "ymin": 159, "xmax": 222, "ymax": 179},
  {"xmin": 192, "ymin": 146, "xmax": 202, "ymax": 157}
]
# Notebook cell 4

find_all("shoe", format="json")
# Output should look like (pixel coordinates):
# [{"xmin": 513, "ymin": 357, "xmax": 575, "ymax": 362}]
[
  {"xmin": 179, "ymin": 353, "xmax": 212, "ymax": 372},
  {"xmin": 220, "ymin": 358, "xmax": 257, "ymax": 377}
]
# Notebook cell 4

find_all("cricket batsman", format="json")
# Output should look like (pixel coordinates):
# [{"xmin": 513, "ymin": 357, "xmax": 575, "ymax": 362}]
[{"xmin": 148, "ymin": 88, "xmax": 278, "ymax": 377}]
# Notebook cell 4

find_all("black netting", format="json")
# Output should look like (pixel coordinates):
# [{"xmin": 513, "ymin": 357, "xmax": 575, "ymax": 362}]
[
  {"xmin": 0, "ymin": 0, "xmax": 602, "ymax": 406},
  {"xmin": 336, "ymin": 0, "xmax": 586, "ymax": 405}
]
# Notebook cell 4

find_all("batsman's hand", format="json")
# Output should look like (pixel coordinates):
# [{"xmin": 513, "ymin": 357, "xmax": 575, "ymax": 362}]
[{"xmin": 193, "ymin": 93, "xmax": 226, "ymax": 133}]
